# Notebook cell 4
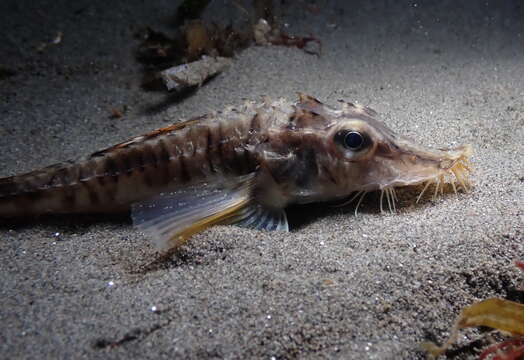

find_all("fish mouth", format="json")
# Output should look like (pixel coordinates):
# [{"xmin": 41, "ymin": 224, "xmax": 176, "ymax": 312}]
[
  {"xmin": 382, "ymin": 143, "xmax": 474, "ymax": 204},
  {"xmin": 399, "ymin": 144, "xmax": 473, "ymax": 200},
  {"xmin": 335, "ymin": 143, "xmax": 473, "ymax": 215},
  {"xmin": 414, "ymin": 144, "xmax": 473, "ymax": 203}
]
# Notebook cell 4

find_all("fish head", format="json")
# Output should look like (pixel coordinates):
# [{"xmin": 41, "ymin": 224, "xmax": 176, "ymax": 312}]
[{"xmin": 324, "ymin": 101, "xmax": 473, "ymax": 197}]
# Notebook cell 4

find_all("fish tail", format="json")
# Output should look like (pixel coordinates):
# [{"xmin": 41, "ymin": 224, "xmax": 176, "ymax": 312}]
[
  {"xmin": 0, "ymin": 161, "xmax": 102, "ymax": 217},
  {"xmin": 0, "ymin": 155, "xmax": 140, "ymax": 217}
]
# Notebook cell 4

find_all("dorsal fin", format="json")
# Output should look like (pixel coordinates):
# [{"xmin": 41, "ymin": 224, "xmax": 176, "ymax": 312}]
[
  {"xmin": 89, "ymin": 115, "xmax": 208, "ymax": 159},
  {"xmin": 289, "ymin": 93, "xmax": 332, "ymax": 130},
  {"xmin": 339, "ymin": 100, "xmax": 378, "ymax": 118},
  {"xmin": 297, "ymin": 92, "xmax": 323, "ymax": 107}
]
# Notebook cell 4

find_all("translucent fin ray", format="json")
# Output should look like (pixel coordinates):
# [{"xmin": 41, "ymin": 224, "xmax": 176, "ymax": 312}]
[
  {"xmin": 234, "ymin": 203, "xmax": 289, "ymax": 232},
  {"xmin": 131, "ymin": 175, "xmax": 255, "ymax": 251}
]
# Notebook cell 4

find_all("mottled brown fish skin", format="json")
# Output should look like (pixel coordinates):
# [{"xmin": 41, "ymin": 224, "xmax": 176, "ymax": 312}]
[
  {"xmin": 0, "ymin": 100, "xmax": 282, "ymax": 217},
  {"xmin": 0, "ymin": 93, "xmax": 473, "ymax": 219}
]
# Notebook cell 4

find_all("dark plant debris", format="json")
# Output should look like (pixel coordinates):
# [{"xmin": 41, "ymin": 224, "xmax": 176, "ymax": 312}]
[
  {"xmin": 174, "ymin": 0, "xmax": 212, "ymax": 26},
  {"xmin": 136, "ymin": 0, "xmax": 321, "ymax": 91}
]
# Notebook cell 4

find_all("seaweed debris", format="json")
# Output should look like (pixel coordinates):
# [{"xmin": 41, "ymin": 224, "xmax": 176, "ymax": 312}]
[
  {"xmin": 423, "ymin": 261, "xmax": 524, "ymax": 359},
  {"xmin": 136, "ymin": 0, "xmax": 320, "ymax": 92}
]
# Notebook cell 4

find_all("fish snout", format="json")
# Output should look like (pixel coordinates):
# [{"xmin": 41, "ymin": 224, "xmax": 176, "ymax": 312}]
[
  {"xmin": 373, "ymin": 140, "xmax": 473, "ymax": 190},
  {"xmin": 436, "ymin": 144, "xmax": 473, "ymax": 171}
]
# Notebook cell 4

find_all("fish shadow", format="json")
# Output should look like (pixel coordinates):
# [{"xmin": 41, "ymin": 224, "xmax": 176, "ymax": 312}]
[
  {"xmin": 287, "ymin": 185, "xmax": 464, "ymax": 231},
  {"xmin": 0, "ymin": 212, "xmax": 131, "ymax": 235},
  {"xmin": 110, "ymin": 186, "xmax": 468, "ymax": 274},
  {"xmin": 286, "ymin": 192, "xmax": 380, "ymax": 231},
  {"xmin": 139, "ymin": 75, "xmax": 220, "ymax": 116},
  {"xmin": 139, "ymin": 86, "xmax": 198, "ymax": 116},
  {"xmin": 0, "ymin": 185, "xmax": 466, "ymax": 275}
]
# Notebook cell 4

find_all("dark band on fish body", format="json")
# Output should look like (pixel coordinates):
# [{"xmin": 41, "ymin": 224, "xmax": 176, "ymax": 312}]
[
  {"xmin": 205, "ymin": 127, "xmax": 213, "ymax": 150},
  {"xmin": 217, "ymin": 122, "xmax": 224, "ymax": 160},
  {"xmin": 58, "ymin": 165, "xmax": 81, "ymax": 207},
  {"xmin": 94, "ymin": 160, "xmax": 107, "ymax": 187},
  {"xmin": 78, "ymin": 160, "xmax": 95, "ymax": 181},
  {"xmin": 82, "ymin": 179, "xmax": 100, "ymax": 205},
  {"xmin": 242, "ymin": 146, "xmax": 253, "ymax": 173},
  {"xmin": 61, "ymin": 185, "xmax": 76, "ymax": 208},
  {"xmin": 294, "ymin": 148, "xmax": 319, "ymax": 188},
  {"xmin": 104, "ymin": 182, "xmax": 117, "ymax": 202},
  {"xmin": 155, "ymin": 140, "xmax": 172, "ymax": 185},
  {"xmin": 116, "ymin": 151, "xmax": 132, "ymax": 176},
  {"xmin": 142, "ymin": 168, "xmax": 154, "ymax": 188},
  {"xmin": 249, "ymin": 113, "xmax": 261, "ymax": 135},
  {"xmin": 104, "ymin": 157, "xmax": 120, "ymax": 182},
  {"xmin": 157, "ymin": 139, "xmax": 171, "ymax": 163},
  {"xmin": 205, "ymin": 127, "xmax": 217, "ymax": 174},
  {"xmin": 0, "ymin": 177, "xmax": 19, "ymax": 197},
  {"xmin": 142, "ymin": 144, "xmax": 158, "ymax": 169},
  {"xmin": 287, "ymin": 112, "xmax": 298, "ymax": 131},
  {"xmin": 230, "ymin": 129, "xmax": 249, "ymax": 175},
  {"xmin": 128, "ymin": 148, "xmax": 146, "ymax": 173},
  {"xmin": 178, "ymin": 154, "xmax": 191, "ymax": 183},
  {"xmin": 117, "ymin": 151, "xmax": 133, "ymax": 176},
  {"xmin": 131, "ymin": 145, "xmax": 155, "ymax": 187}
]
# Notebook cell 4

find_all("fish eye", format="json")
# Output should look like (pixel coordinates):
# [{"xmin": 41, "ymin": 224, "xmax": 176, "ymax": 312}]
[
  {"xmin": 334, "ymin": 129, "xmax": 371, "ymax": 152},
  {"xmin": 344, "ymin": 131, "xmax": 364, "ymax": 150},
  {"xmin": 334, "ymin": 130, "xmax": 366, "ymax": 151}
]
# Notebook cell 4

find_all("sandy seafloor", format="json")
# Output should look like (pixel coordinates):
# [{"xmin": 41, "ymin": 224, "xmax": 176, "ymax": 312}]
[{"xmin": 0, "ymin": 1, "xmax": 523, "ymax": 359}]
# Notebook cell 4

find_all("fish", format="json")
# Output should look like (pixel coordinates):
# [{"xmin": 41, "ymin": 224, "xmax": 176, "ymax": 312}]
[{"xmin": 0, "ymin": 94, "xmax": 473, "ymax": 251}]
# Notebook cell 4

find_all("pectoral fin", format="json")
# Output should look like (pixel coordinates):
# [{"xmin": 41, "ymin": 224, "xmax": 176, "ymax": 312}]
[
  {"xmin": 234, "ymin": 203, "xmax": 289, "ymax": 232},
  {"xmin": 131, "ymin": 175, "xmax": 255, "ymax": 251}
]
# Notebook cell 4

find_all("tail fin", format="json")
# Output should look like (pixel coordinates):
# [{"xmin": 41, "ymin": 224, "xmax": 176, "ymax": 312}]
[{"xmin": 0, "ymin": 161, "xmax": 79, "ymax": 217}]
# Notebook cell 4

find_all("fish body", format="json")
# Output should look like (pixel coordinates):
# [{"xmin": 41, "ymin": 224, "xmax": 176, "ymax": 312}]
[{"xmin": 0, "ymin": 94, "xmax": 472, "ymax": 250}]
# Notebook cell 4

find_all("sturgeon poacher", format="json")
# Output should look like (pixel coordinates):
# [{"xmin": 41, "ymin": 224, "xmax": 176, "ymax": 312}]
[{"xmin": 0, "ymin": 94, "xmax": 472, "ymax": 251}]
